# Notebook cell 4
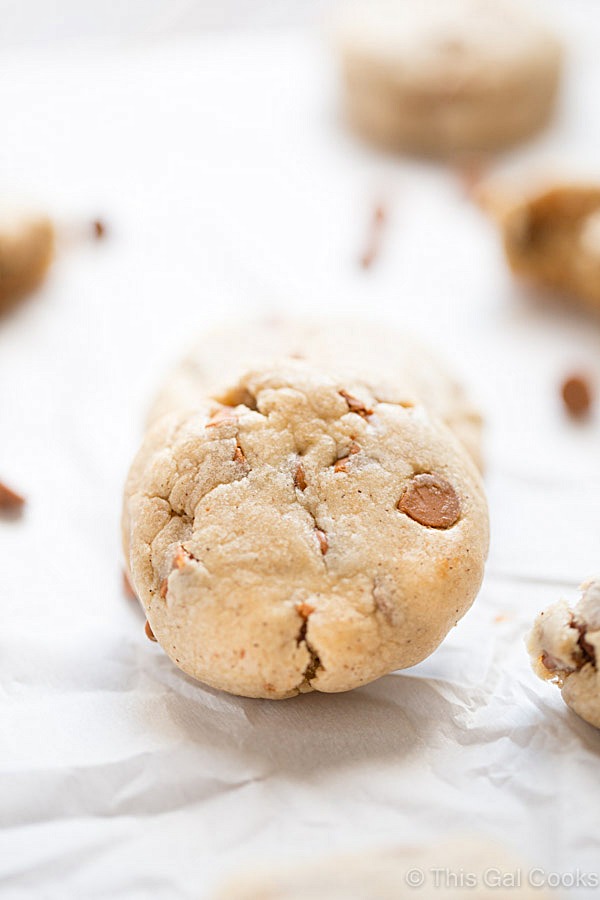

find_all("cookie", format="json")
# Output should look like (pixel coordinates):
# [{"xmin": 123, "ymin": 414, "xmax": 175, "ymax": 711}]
[
  {"xmin": 527, "ymin": 579, "xmax": 600, "ymax": 729},
  {"xmin": 215, "ymin": 837, "xmax": 548, "ymax": 899},
  {"xmin": 334, "ymin": 0, "xmax": 562, "ymax": 156},
  {"xmin": 499, "ymin": 183, "xmax": 600, "ymax": 315},
  {"xmin": 0, "ymin": 214, "xmax": 54, "ymax": 311},
  {"xmin": 148, "ymin": 318, "xmax": 484, "ymax": 471},
  {"xmin": 123, "ymin": 361, "xmax": 488, "ymax": 699}
]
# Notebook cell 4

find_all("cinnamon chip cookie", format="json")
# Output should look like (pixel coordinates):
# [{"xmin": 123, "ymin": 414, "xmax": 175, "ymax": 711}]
[
  {"xmin": 148, "ymin": 318, "xmax": 484, "ymax": 471},
  {"xmin": 334, "ymin": 0, "xmax": 562, "ymax": 155},
  {"xmin": 0, "ymin": 214, "xmax": 54, "ymax": 311},
  {"xmin": 124, "ymin": 362, "xmax": 488, "ymax": 699},
  {"xmin": 500, "ymin": 184, "xmax": 600, "ymax": 315},
  {"xmin": 215, "ymin": 837, "xmax": 547, "ymax": 899},
  {"xmin": 527, "ymin": 579, "xmax": 600, "ymax": 729}
]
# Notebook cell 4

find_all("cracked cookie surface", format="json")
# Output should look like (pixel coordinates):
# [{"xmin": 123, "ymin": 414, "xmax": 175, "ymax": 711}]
[
  {"xmin": 124, "ymin": 362, "xmax": 488, "ymax": 699},
  {"xmin": 148, "ymin": 317, "xmax": 484, "ymax": 470},
  {"xmin": 527, "ymin": 579, "xmax": 600, "ymax": 728}
]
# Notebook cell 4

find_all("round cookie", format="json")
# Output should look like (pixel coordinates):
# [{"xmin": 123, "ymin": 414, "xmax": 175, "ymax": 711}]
[
  {"xmin": 148, "ymin": 318, "xmax": 484, "ymax": 471},
  {"xmin": 527, "ymin": 579, "xmax": 600, "ymax": 729},
  {"xmin": 334, "ymin": 0, "xmax": 562, "ymax": 156},
  {"xmin": 124, "ymin": 361, "xmax": 488, "ymax": 699},
  {"xmin": 214, "ymin": 837, "xmax": 549, "ymax": 899},
  {"xmin": 0, "ymin": 213, "xmax": 54, "ymax": 311}
]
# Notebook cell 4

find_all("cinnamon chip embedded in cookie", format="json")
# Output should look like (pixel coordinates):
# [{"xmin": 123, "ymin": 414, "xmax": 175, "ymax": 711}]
[
  {"xmin": 398, "ymin": 474, "xmax": 460, "ymax": 529},
  {"xmin": 123, "ymin": 362, "xmax": 488, "ymax": 699},
  {"xmin": 293, "ymin": 462, "xmax": 307, "ymax": 491},
  {"xmin": 339, "ymin": 389, "xmax": 372, "ymax": 418}
]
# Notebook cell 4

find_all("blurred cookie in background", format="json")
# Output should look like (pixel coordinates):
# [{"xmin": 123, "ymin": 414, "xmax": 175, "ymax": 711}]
[
  {"xmin": 0, "ymin": 213, "xmax": 54, "ymax": 313},
  {"xmin": 334, "ymin": 0, "xmax": 562, "ymax": 156},
  {"xmin": 491, "ymin": 183, "xmax": 600, "ymax": 316},
  {"xmin": 214, "ymin": 837, "xmax": 551, "ymax": 899}
]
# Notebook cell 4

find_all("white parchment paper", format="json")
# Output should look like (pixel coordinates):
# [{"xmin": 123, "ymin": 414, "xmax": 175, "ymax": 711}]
[{"xmin": 1, "ymin": 8, "xmax": 600, "ymax": 898}]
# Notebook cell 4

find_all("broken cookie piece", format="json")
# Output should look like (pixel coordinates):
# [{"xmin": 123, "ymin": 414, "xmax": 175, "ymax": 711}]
[
  {"xmin": 527, "ymin": 578, "xmax": 600, "ymax": 728},
  {"xmin": 498, "ymin": 183, "xmax": 600, "ymax": 315},
  {"xmin": 0, "ymin": 214, "xmax": 54, "ymax": 312},
  {"xmin": 123, "ymin": 362, "xmax": 488, "ymax": 700}
]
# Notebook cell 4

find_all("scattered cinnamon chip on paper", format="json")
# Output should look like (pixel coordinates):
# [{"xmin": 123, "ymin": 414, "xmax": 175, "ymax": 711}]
[
  {"xmin": 0, "ymin": 480, "xmax": 25, "ymax": 513},
  {"xmin": 92, "ymin": 219, "xmax": 107, "ymax": 239},
  {"xmin": 561, "ymin": 374, "xmax": 593, "ymax": 419}
]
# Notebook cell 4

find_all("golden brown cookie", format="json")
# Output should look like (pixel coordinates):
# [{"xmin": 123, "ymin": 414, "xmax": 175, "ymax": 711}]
[{"xmin": 124, "ymin": 362, "xmax": 488, "ymax": 699}]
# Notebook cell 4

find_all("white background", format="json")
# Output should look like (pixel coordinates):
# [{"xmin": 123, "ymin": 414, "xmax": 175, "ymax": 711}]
[{"xmin": 1, "ymin": 1, "xmax": 600, "ymax": 898}]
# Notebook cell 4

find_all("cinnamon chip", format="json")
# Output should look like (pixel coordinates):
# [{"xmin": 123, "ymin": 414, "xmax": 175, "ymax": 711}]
[
  {"xmin": 541, "ymin": 652, "xmax": 561, "ymax": 673},
  {"xmin": 398, "ymin": 474, "xmax": 460, "ymax": 529},
  {"xmin": 294, "ymin": 462, "xmax": 307, "ymax": 491},
  {"xmin": 334, "ymin": 456, "xmax": 350, "ymax": 473},
  {"xmin": 316, "ymin": 529, "xmax": 329, "ymax": 555},
  {"xmin": 144, "ymin": 620, "xmax": 157, "ymax": 642},
  {"xmin": 0, "ymin": 480, "xmax": 25, "ymax": 513},
  {"xmin": 339, "ymin": 390, "xmax": 373, "ymax": 418},
  {"xmin": 334, "ymin": 442, "xmax": 360, "ymax": 473},
  {"xmin": 92, "ymin": 219, "xmax": 107, "ymax": 239},
  {"xmin": 206, "ymin": 408, "xmax": 239, "ymax": 428},
  {"xmin": 233, "ymin": 442, "xmax": 246, "ymax": 464},
  {"xmin": 296, "ymin": 601, "xmax": 315, "ymax": 619},
  {"xmin": 561, "ymin": 374, "xmax": 593, "ymax": 419},
  {"xmin": 174, "ymin": 547, "xmax": 195, "ymax": 569}
]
